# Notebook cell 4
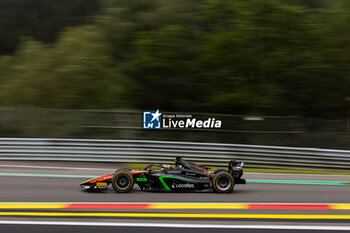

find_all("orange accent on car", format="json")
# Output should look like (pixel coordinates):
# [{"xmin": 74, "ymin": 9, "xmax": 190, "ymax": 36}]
[
  {"xmin": 130, "ymin": 170, "xmax": 148, "ymax": 175},
  {"xmin": 88, "ymin": 174, "xmax": 113, "ymax": 183}
]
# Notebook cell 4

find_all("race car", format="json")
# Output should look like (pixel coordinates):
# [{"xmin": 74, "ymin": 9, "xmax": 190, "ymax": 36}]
[{"xmin": 80, "ymin": 157, "xmax": 245, "ymax": 193}]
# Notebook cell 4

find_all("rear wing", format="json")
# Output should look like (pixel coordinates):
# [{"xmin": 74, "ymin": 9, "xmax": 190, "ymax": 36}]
[
  {"xmin": 228, "ymin": 160, "xmax": 244, "ymax": 172},
  {"xmin": 228, "ymin": 160, "xmax": 245, "ymax": 184}
]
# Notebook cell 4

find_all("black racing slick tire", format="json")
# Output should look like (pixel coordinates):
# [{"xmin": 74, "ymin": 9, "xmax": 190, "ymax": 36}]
[
  {"xmin": 212, "ymin": 171, "xmax": 234, "ymax": 193},
  {"xmin": 112, "ymin": 171, "xmax": 134, "ymax": 193},
  {"xmin": 213, "ymin": 168, "xmax": 226, "ymax": 174},
  {"xmin": 115, "ymin": 167, "xmax": 132, "ymax": 173}
]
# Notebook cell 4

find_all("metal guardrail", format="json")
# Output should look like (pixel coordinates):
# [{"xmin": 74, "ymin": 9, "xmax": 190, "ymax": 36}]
[{"xmin": 0, "ymin": 138, "xmax": 350, "ymax": 170}]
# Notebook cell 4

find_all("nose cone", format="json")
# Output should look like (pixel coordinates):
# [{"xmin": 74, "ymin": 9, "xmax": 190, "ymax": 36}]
[
  {"xmin": 80, "ymin": 177, "xmax": 96, "ymax": 191},
  {"xmin": 80, "ymin": 177, "xmax": 95, "ymax": 185}
]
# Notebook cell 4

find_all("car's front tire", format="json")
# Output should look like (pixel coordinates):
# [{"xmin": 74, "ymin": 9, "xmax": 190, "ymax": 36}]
[
  {"xmin": 212, "ymin": 171, "xmax": 234, "ymax": 193},
  {"xmin": 112, "ymin": 171, "xmax": 134, "ymax": 193},
  {"xmin": 115, "ymin": 167, "xmax": 132, "ymax": 173}
]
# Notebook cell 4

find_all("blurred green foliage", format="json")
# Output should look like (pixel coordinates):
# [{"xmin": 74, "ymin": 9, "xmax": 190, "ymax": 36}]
[
  {"xmin": 0, "ymin": 0, "xmax": 349, "ymax": 116},
  {"xmin": 0, "ymin": 0, "xmax": 100, "ymax": 54}
]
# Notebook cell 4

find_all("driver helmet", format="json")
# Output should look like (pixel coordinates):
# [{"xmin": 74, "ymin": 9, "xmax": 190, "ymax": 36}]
[{"xmin": 161, "ymin": 164, "xmax": 171, "ymax": 171}]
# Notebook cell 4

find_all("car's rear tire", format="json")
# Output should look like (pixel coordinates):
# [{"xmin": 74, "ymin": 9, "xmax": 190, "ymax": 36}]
[
  {"xmin": 213, "ymin": 168, "xmax": 226, "ymax": 174},
  {"xmin": 212, "ymin": 171, "xmax": 234, "ymax": 193},
  {"xmin": 112, "ymin": 171, "xmax": 134, "ymax": 193}
]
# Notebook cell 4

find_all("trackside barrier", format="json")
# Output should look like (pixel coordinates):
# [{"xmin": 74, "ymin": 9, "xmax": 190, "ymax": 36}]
[{"xmin": 0, "ymin": 138, "xmax": 349, "ymax": 170}]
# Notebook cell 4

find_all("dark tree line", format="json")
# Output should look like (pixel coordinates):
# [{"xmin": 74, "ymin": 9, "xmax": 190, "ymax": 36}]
[
  {"xmin": 0, "ymin": 0, "xmax": 349, "ymax": 116},
  {"xmin": 0, "ymin": 0, "xmax": 100, "ymax": 54}
]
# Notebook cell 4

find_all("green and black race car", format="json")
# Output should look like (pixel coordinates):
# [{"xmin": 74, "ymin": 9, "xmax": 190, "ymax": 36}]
[{"xmin": 80, "ymin": 157, "xmax": 245, "ymax": 193}]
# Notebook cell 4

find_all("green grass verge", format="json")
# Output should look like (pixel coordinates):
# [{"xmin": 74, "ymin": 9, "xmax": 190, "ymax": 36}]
[{"xmin": 124, "ymin": 163, "xmax": 350, "ymax": 175}]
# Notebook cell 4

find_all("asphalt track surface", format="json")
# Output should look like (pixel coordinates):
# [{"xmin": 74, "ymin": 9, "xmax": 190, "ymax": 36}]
[
  {"xmin": 0, "ymin": 161, "xmax": 350, "ymax": 232},
  {"xmin": 0, "ymin": 176, "xmax": 349, "ymax": 203},
  {"xmin": 0, "ymin": 163, "xmax": 349, "ymax": 203}
]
